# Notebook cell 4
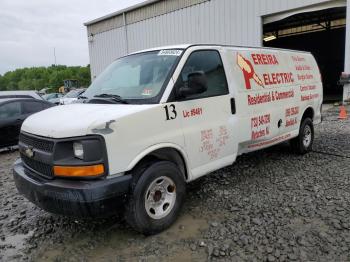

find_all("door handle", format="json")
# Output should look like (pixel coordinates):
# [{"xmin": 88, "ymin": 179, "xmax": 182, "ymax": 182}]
[{"xmin": 230, "ymin": 98, "xmax": 236, "ymax": 115}]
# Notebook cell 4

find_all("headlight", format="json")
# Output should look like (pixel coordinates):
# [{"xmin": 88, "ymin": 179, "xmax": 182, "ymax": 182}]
[
  {"xmin": 52, "ymin": 136, "xmax": 107, "ymax": 178},
  {"xmin": 73, "ymin": 142, "xmax": 84, "ymax": 160}
]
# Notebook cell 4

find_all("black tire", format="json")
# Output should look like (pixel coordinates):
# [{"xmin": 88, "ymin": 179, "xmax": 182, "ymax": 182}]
[
  {"xmin": 125, "ymin": 161, "xmax": 186, "ymax": 235},
  {"xmin": 290, "ymin": 117, "xmax": 314, "ymax": 155}
]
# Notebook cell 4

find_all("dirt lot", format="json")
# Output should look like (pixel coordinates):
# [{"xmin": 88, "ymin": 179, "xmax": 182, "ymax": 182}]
[{"xmin": 0, "ymin": 106, "xmax": 350, "ymax": 262}]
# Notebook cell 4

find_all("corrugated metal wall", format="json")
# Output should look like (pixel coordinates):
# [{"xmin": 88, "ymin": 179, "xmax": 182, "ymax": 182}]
[
  {"xmin": 126, "ymin": 0, "xmax": 209, "ymax": 24},
  {"xmin": 87, "ymin": 0, "xmax": 329, "ymax": 78},
  {"xmin": 88, "ymin": 27, "xmax": 127, "ymax": 77}
]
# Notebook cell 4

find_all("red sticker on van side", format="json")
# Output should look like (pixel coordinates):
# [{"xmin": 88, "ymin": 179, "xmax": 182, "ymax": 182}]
[{"xmin": 237, "ymin": 53, "xmax": 264, "ymax": 90}]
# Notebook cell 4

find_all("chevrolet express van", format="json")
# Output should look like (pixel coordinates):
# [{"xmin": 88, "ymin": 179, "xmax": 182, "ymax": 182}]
[{"xmin": 13, "ymin": 45, "xmax": 323, "ymax": 234}]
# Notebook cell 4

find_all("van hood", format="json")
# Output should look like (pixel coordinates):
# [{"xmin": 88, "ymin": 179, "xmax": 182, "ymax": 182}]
[{"xmin": 22, "ymin": 104, "xmax": 158, "ymax": 138}]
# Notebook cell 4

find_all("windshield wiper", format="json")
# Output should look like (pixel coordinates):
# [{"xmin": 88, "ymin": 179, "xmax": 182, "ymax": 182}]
[
  {"xmin": 93, "ymin": 94, "xmax": 129, "ymax": 104},
  {"xmin": 78, "ymin": 95, "xmax": 88, "ymax": 99}
]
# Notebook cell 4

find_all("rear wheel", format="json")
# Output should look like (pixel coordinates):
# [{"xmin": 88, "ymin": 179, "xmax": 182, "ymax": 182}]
[
  {"xmin": 290, "ymin": 117, "xmax": 314, "ymax": 154},
  {"xmin": 125, "ymin": 161, "xmax": 186, "ymax": 235}
]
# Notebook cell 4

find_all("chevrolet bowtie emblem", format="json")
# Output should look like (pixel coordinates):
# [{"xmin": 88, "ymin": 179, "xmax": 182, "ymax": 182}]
[{"xmin": 24, "ymin": 147, "xmax": 35, "ymax": 158}]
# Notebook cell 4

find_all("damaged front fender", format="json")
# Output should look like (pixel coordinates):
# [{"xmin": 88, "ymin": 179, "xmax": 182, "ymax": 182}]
[{"xmin": 91, "ymin": 120, "xmax": 116, "ymax": 135}]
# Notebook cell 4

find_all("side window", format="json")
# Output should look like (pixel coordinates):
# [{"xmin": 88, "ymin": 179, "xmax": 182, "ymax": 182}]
[
  {"xmin": 22, "ymin": 101, "xmax": 43, "ymax": 114},
  {"xmin": 179, "ymin": 50, "xmax": 228, "ymax": 100},
  {"xmin": 0, "ymin": 102, "xmax": 21, "ymax": 119}
]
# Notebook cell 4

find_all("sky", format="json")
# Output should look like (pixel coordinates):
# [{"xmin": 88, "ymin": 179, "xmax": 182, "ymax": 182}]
[{"xmin": 0, "ymin": 0, "xmax": 145, "ymax": 75}]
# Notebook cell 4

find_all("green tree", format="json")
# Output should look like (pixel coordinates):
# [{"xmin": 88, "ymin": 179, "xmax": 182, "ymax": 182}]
[{"xmin": 0, "ymin": 65, "xmax": 91, "ymax": 92}]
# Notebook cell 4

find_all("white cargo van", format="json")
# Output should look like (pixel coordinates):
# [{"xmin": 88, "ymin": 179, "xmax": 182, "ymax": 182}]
[{"xmin": 13, "ymin": 45, "xmax": 323, "ymax": 234}]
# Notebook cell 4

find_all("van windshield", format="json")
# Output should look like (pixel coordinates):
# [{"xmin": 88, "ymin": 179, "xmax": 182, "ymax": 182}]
[{"xmin": 84, "ymin": 50, "xmax": 183, "ymax": 104}]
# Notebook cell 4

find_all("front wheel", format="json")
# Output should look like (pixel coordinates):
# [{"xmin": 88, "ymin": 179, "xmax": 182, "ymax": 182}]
[
  {"xmin": 290, "ymin": 117, "xmax": 314, "ymax": 154},
  {"xmin": 125, "ymin": 161, "xmax": 186, "ymax": 235}
]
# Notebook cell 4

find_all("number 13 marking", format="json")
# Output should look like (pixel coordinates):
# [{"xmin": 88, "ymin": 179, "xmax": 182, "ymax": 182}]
[{"xmin": 164, "ymin": 104, "xmax": 177, "ymax": 121}]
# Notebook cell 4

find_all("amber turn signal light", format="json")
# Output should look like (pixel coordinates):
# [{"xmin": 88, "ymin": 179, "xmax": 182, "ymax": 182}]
[{"xmin": 53, "ymin": 164, "xmax": 104, "ymax": 178}]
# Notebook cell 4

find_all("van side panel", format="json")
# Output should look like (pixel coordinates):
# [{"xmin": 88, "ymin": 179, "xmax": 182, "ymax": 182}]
[
  {"xmin": 297, "ymin": 54, "xmax": 323, "ymax": 124},
  {"xmin": 103, "ymin": 46, "xmax": 322, "ymax": 178},
  {"xmin": 224, "ymin": 48, "xmax": 322, "ymax": 155}
]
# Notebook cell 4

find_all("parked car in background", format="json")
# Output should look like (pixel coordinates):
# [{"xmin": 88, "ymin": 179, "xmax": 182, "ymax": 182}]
[
  {"xmin": 43, "ymin": 93, "xmax": 64, "ymax": 105},
  {"xmin": 0, "ymin": 91, "xmax": 44, "ymax": 100},
  {"xmin": 0, "ymin": 98, "xmax": 54, "ymax": 148},
  {"xmin": 39, "ymin": 88, "xmax": 50, "ymax": 96},
  {"xmin": 59, "ymin": 89, "xmax": 86, "ymax": 105}
]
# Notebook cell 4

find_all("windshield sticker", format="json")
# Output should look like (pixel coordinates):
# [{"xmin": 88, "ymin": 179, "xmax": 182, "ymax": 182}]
[
  {"xmin": 142, "ymin": 88, "xmax": 153, "ymax": 96},
  {"xmin": 158, "ymin": 50, "xmax": 183, "ymax": 56}
]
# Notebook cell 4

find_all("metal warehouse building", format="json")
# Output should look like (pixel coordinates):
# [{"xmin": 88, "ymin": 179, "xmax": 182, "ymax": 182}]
[{"xmin": 85, "ymin": 0, "xmax": 350, "ymax": 102}]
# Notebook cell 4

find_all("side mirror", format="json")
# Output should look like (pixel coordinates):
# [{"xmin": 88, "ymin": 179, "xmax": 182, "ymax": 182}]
[{"xmin": 178, "ymin": 71, "xmax": 208, "ymax": 98}]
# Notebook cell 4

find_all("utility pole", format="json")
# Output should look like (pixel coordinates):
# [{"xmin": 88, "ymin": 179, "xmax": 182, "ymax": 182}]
[{"xmin": 54, "ymin": 47, "xmax": 57, "ymax": 66}]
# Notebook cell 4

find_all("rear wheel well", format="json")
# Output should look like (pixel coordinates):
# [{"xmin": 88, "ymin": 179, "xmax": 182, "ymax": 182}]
[
  {"xmin": 130, "ymin": 148, "xmax": 188, "ymax": 181},
  {"xmin": 302, "ymin": 107, "xmax": 314, "ymax": 122}
]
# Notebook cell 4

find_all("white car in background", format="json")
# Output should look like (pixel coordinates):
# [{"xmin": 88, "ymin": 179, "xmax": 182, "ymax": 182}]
[
  {"xmin": 59, "ymin": 89, "xmax": 86, "ymax": 105},
  {"xmin": 42, "ymin": 93, "xmax": 64, "ymax": 105}
]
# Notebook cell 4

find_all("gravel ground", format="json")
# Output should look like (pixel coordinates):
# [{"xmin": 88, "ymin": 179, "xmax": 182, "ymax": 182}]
[{"xmin": 0, "ymin": 106, "xmax": 350, "ymax": 262}]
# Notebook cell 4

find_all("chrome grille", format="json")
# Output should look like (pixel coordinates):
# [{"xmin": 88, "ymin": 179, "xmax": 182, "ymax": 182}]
[{"xmin": 19, "ymin": 133, "xmax": 55, "ymax": 179}]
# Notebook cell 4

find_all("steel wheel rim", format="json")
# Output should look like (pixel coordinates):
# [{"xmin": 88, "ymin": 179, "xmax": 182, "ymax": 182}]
[
  {"xmin": 144, "ymin": 176, "xmax": 177, "ymax": 220},
  {"xmin": 303, "ymin": 125, "xmax": 312, "ymax": 148}
]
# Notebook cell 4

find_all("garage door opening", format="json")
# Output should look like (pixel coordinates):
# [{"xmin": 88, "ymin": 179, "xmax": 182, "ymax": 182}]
[{"xmin": 263, "ymin": 7, "xmax": 346, "ymax": 102}]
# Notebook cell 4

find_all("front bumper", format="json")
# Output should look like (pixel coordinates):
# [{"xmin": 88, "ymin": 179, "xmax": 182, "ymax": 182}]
[{"xmin": 13, "ymin": 159, "xmax": 132, "ymax": 218}]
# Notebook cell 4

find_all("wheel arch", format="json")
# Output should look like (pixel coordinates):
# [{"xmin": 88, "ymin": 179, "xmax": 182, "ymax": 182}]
[
  {"xmin": 301, "ymin": 107, "xmax": 315, "ymax": 122},
  {"xmin": 126, "ymin": 144, "xmax": 190, "ymax": 181}
]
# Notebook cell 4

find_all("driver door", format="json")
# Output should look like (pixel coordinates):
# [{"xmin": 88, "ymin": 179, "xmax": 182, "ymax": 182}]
[{"xmin": 171, "ymin": 49, "xmax": 237, "ymax": 179}]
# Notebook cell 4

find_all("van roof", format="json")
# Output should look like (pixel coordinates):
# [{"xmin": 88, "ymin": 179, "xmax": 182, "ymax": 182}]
[{"xmin": 131, "ymin": 44, "xmax": 311, "ymax": 55}]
